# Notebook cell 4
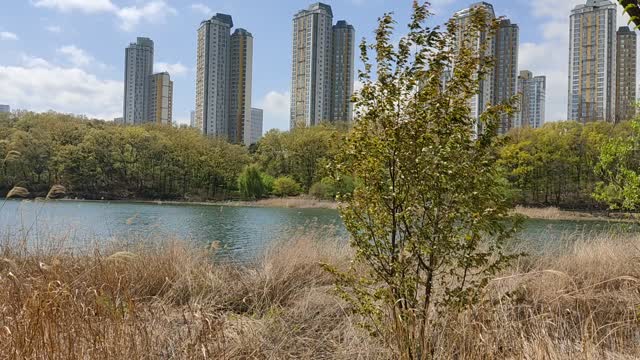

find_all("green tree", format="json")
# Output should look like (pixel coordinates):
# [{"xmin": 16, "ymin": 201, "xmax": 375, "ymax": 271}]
[
  {"xmin": 255, "ymin": 124, "xmax": 345, "ymax": 190},
  {"xmin": 620, "ymin": 1, "xmax": 640, "ymax": 29},
  {"xmin": 594, "ymin": 117, "xmax": 640, "ymax": 210},
  {"xmin": 326, "ymin": 3, "xmax": 519, "ymax": 357},
  {"xmin": 238, "ymin": 165, "xmax": 266, "ymax": 200},
  {"xmin": 272, "ymin": 176, "xmax": 301, "ymax": 197}
]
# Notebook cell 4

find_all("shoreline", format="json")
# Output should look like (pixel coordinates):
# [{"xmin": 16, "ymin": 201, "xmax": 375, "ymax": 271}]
[
  {"xmin": 2, "ymin": 196, "xmax": 339, "ymax": 210},
  {"xmin": 3, "ymin": 196, "xmax": 638, "ymax": 221}
]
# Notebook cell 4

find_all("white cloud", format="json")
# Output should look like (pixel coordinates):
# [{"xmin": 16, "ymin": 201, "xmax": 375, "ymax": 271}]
[
  {"xmin": 258, "ymin": 91, "xmax": 290, "ymax": 131},
  {"xmin": 116, "ymin": 1, "xmax": 177, "ymax": 31},
  {"xmin": 20, "ymin": 55, "xmax": 53, "ymax": 68},
  {"xmin": 154, "ymin": 62, "xmax": 188, "ymax": 76},
  {"xmin": 46, "ymin": 25, "xmax": 62, "ymax": 33},
  {"xmin": 58, "ymin": 45, "xmax": 93, "ymax": 67},
  {"xmin": 0, "ymin": 31, "xmax": 18, "ymax": 40},
  {"xmin": 33, "ymin": 0, "xmax": 117, "ymax": 13},
  {"xmin": 190, "ymin": 3, "xmax": 212, "ymax": 16},
  {"xmin": 33, "ymin": 0, "xmax": 177, "ymax": 31},
  {"xmin": 0, "ymin": 57, "xmax": 123, "ymax": 119}
]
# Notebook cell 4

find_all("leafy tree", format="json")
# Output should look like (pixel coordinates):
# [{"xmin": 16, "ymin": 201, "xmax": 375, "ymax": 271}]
[
  {"xmin": 594, "ymin": 117, "xmax": 640, "ymax": 210},
  {"xmin": 255, "ymin": 124, "xmax": 345, "ymax": 190},
  {"xmin": 309, "ymin": 176, "xmax": 356, "ymax": 200},
  {"xmin": 261, "ymin": 173, "xmax": 275, "ymax": 195},
  {"xmin": 620, "ymin": 1, "xmax": 640, "ymax": 29},
  {"xmin": 272, "ymin": 176, "xmax": 301, "ymax": 197},
  {"xmin": 326, "ymin": 3, "xmax": 520, "ymax": 357},
  {"xmin": 238, "ymin": 165, "xmax": 266, "ymax": 200}
]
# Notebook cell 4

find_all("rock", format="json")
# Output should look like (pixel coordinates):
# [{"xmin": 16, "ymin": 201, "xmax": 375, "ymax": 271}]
[
  {"xmin": 6, "ymin": 186, "xmax": 30, "ymax": 199},
  {"xmin": 46, "ymin": 185, "xmax": 67, "ymax": 199}
]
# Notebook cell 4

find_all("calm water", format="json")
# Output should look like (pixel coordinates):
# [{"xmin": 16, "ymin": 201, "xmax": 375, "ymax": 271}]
[
  {"xmin": 0, "ymin": 199, "xmax": 638, "ymax": 259},
  {"xmin": 0, "ymin": 199, "xmax": 345, "ymax": 260}
]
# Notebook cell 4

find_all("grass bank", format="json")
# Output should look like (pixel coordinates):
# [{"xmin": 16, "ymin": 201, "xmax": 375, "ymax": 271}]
[
  {"xmin": 514, "ymin": 205, "xmax": 640, "ymax": 222},
  {"xmin": 1, "ymin": 232, "xmax": 639, "ymax": 359},
  {"xmin": 217, "ymin": 196, "xmax": 338, "ymax": 209}
]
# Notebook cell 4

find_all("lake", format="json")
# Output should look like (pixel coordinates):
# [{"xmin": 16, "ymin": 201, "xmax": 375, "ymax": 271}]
[{"xmin": 1, "ymin": 199, "xmax": 638, "ymax": 259}]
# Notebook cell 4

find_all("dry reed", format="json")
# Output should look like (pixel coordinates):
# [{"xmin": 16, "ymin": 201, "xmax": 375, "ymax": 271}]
[{"xmin": 0, "ymin": 231, "xmax": 639, "ymax": 359}]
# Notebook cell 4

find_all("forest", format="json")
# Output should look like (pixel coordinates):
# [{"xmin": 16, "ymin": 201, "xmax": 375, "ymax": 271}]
[{"xmin": 0, "ymin": 110, "xmax": 635, "ymax": 209}]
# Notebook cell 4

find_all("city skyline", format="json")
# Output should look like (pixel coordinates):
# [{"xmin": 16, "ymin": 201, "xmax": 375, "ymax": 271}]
[{"xmin": 0, "ymin": 1, "xmax": 637, "ymax": 131}]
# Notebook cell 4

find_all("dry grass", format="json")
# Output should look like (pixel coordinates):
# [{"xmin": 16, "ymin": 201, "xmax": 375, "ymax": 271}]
[
  {"xmin": 0, "ymin": 231, "xmax": 639, "ymax": 359},
  {"xmin": 514, "ymin": 206, "xmax": 599, "ymax": 221},
  {"xmin": 514, "ymin": 206, "xmax": 640, "ymax": 223},
  {"xmin": 224, "ymin": 197, "xmax": 338, "ymax": 209}
]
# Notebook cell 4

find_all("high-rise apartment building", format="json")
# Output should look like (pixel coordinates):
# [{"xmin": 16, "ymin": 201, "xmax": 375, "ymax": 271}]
[
  {"xmin": 190, "ymin": 110, "xmax": 195, "ymax": 128},
  {"xmin": 0, "ymin": 105, "xmax": 9, "ymax": 113},
  {"xmin": 196, "ymin": 14, "xmax": 255, "ymax": 145},
  {"xmin": 331, "ymin": 20, "xmax": 356, "ymax": 122},
  {"xmin": 250, "ymin": 108, "xmax": 264, "ymax": 145},
  {"xmin": 149, "ymin": 72, "xmax": 173, "ymax": 125},
  {"xmin": 568, "ymin": 0, "xmax": 617, "ymax": 123},
  {"xmin": 196, "ymin": 14, "xmax": 233, "ymax": 137},
  {"xmin": 229, "ymin": 28, "xmax": 254, "ymax": 145},
  {"xmin": 493, "ymin": 19, "xmax": 519, "ymax": 133},
  {"xmin": 516, "ymin": 70, "xmax": 546, "ymax": 128},
  {"xmin": 290, "ymin": 3, "xmax": 355, "ymax": 128},
  {"xmin": 615, "ymin": 26, "xmax": 637, "ymax": 122},
  {"xmin": 452, "ymin": 2, "xmax": 496, "ymax": 134},
  {"xmin": 124, "ymin": 37, "xmax": 154, "ymax": 124}
]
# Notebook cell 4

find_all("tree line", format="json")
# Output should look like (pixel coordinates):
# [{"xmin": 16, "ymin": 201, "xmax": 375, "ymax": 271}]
[
  {"xmin": 0, "ymin": 112, "xmax": 348, "ymax": 201},
  {"xmin": 0, "ymin": 112, "xmax": 249, "ymax": 200},
  {"xmin": 0, "ymin": 110, "xmax": 636, "ymax": 208}
]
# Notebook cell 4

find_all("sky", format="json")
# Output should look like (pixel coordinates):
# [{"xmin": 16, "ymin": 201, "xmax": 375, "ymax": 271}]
[{"xmin": 0, "ymin": 0, "xmax": 635, "ymax": 132}]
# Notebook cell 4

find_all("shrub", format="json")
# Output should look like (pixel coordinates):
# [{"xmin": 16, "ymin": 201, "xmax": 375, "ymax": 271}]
[
  {"xmin": 238, "ymin": 165, "xmax": 266, "ymax": 200},
  {"xmin": 309, "ymin": 181, "xmax": 333, "ymax": 200},
  {"xmin": 326, "ymin": 3, "xmax": 520, "ymax": 358},
  {"xmin": 261, "ymin": 173, "xmax": 275, "ymax": 195},
  {"xmin": 273, "ymin": 177, "xmax": 301, "ymax": 197}
]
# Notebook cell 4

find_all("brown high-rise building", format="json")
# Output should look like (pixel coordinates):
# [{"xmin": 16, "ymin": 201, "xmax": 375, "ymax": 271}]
[
  {"xmin": 615, "ymin": 26, "xmax": 637, "ymax": 123},
  {"xmin": 149, "ymin": 72, "xmax": 173, "ymax": 125},
  {"xmin": 568, "ymin": 0, "xmax": 617, "ymax": 123}
]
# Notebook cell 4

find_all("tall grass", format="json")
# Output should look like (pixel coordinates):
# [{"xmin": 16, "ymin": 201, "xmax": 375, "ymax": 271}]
[{"xmin": 0, "ymin": 231, "xmax": 639, "ymax": 359}]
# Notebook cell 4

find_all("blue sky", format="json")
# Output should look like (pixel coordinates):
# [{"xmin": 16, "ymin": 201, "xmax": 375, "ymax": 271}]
[{"xmin": 0, "ymin": 0, "xmax": 633, "ymax": 131}]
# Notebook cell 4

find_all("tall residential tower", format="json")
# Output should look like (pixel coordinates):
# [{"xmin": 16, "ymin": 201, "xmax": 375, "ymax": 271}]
[
  {"xmin": 331, "ymin": 20, "xmax": 356, "ymax": 122},
  {"xmin": 516, "ymin": 70, "xmax": 546, "ymax": 128},
  {"xmin": 615, "ymin": 26, "xmax": 637, "ymax": 123},
  {"xmin": 453, "ymin": 2, "xmax": 523, "ymax": 134},
  {"xmin": 149, "ymin": 72, "xmax": 173, "ymax": 125},
  {"xmin": 124, "ymin": 37, "xmax": 154, "ymax": 124},
  {"xmin": 195, "ymin": 14, "xmax": 233, "ymax": 137},
  {"xmin": 250, "ymin": 108, "xmax": 264, "ymax": 145},
  {"xmin": 195, "ymin": 14, "xmax": 255, "ymax": 145},
  {"xmin": 493, "ymin": 19, "xmax": 519, "ymax": 133},
  {"xmin": 452, "ymin": 2, "xmax": 496, "ymax": 129},
  {"xmin": 229, "ymin": 28, "xmax": 254, "ymax": 145},
  {"xmin": 290, "ymin": 3, "xmax": 355, "ymax": 128},
  {"xmin": 567, "ymin": 0, "xmax": 617, "ymax": 123}
]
